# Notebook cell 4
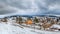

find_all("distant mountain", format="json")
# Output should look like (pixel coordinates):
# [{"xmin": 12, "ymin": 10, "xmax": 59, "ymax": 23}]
[
  {"xmin": 4, "ymin": 14, "xmax": 60, "ymax": 18},
  {"xmin": 6, "ymin": 15, "xmax": 33, "ymax": 18}
]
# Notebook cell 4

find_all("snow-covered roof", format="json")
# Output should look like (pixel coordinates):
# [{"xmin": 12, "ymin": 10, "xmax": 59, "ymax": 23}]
[{"xmin": 50, "ymin": 24, "xmax": 60, "ymax": 29}]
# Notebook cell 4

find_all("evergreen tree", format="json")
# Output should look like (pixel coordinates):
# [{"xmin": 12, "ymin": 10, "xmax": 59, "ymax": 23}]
[
  {"xmin": 27, "ymin": 17, "xmax": 31, "ymax": 20},
  {"xmin": 34, "ymin": 17, "xmax": 39, "ymax": 23},
  {"xmin": 4, "ymin": 17, "xmax": 7, "ymax": 22},
  {"xmin": 16, "ymin": 16, "xmax": 23, "ymax": 24}
]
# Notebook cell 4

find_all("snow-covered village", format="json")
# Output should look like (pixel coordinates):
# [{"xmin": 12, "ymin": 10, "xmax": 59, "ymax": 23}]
[
  {"xmin": 0, "ymin": 0, "xmax": 60, "ymax": 34},
  {"xmin": 0, "ymin": 15, "xmax": 60, "ymax": 34}
]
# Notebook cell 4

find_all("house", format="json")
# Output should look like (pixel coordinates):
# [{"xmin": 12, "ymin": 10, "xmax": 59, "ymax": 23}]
[
  {"xmin": 25, "ymin": 20, "xmax": 32, "ymax": 25},
  {"xmin": 50, "ymin": 24, "xmax": 60, "ymax": 31}
]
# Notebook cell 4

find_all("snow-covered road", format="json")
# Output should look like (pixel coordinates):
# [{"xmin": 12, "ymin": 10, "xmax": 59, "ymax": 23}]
[{"xmin": 0, "ymin": 23, "xmax": 60, "ymax": 34}]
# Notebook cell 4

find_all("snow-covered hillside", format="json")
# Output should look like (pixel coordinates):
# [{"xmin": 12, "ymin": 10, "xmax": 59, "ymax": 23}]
[
  {"xmin": 0, "ymin": 23, "xmax": 36, "ymax": 34},
  {"xmin": 0, "ymin": 22, "xmax": 60, "ymax": 34}
]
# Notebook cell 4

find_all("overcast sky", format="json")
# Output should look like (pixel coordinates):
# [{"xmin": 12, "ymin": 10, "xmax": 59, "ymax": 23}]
[{"xmin": 0, "ymin": 0, "xmax": 60, "ymax": 17}]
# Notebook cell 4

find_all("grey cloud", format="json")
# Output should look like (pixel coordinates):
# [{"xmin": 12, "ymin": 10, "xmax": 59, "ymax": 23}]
[
  {"xmin": 0, "ymin": 0, "xmax": 60, "ymax": 15},
  {"xmin": 35, "ymin": 0, "xmax": 60, "ymax": 15},
  {"xmin": 4, "ymin": 0, "xmax": 33, "ymax": 9},
  {"xmin": 0, "ymin": 10, "xmax": 15, "ymax": 15},
  {"xmin": 0, "ymin": 2, "xmax": 16, "ymax": 15}
]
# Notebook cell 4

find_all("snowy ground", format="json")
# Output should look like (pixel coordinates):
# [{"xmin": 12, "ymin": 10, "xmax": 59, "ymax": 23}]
[{"xmin": 0, "ymin": 22, "xmax": 60, "ymax": 34}]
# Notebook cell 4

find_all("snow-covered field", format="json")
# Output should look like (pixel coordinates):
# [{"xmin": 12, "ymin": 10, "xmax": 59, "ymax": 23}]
[{"xmin": 0, "ymin": 22, "xmax": 60, "ymax": 34}]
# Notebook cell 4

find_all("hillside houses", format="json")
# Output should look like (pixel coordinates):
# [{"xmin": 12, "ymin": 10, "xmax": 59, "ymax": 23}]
[{"xmin": 0, "ymin": 15, "xmax": 60, "ymax": 31}]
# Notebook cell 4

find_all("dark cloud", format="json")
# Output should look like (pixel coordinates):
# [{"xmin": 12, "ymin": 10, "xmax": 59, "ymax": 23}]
[
  {"xmin": 0, "ymin": 0, "xmax": 60, "ymax": 15},
  {"xmin": 0, "ymin": 10, "xmax": 16, "ymax": 15},
  {"xmin": 35, "ymin": 0, "xmax": 60, "ymax": 15},
  {"xmin": 0, "ymin": 1, "xmax": 16, "ymax": 15}
]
